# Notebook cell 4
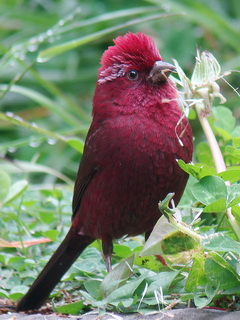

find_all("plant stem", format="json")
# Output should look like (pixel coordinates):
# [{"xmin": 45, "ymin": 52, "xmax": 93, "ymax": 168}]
[
  {"xmin": 196, "ymin": 103, "xmax": 226, "ymax": 173},
  {"xmin": 168, "ymin": 215, "xmax": 203, "ymax": 242},
  {"xmin": 196, "ymin": 103, "xmax": 240, "ymax": 241}
]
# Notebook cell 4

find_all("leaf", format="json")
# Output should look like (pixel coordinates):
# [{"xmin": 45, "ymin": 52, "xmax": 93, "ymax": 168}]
[
  {"xmin": 3, "ymin": 180, "xmax": 28, "ymax": 205},
  {"xmin": 225, "ymin": 146, "xmax": 240, "ymax": 160},
  {"xmin": 0, "ymin": 238, "xmax": 51, "ymax": 248},
  {"xmin": 0, "ymin": 160, "xmax": 73, "ymax": 185},
  {"xmin": 103, "ymin": 272, "xmax": 148, "ymax": 304},
  {"xmin": 192, "ymin": 176, "xmax": 227, "ymax": 205},
  {"xmin": 193, "ymin": 283, "xmax": 219, "ymax": 308},
  {"xmin": 54, "ymin": 300, "xmax": 84, "ymax": 315},
  {"xmin": 134, "ymin": 255, "xmax": 161, "ymax": 272},
  {"xmin": 212, "ymin": 106, "xmax": 236, "ymax": 134},
  {"xmin": 185, "ymin": 253, "xmax": 207, "ymax": 292},
  {"xmin": 141, "ymin": 216, "xmax": 176, "ymax": 256},
  {"xmin": 0, "ymin": 170, "xmax": 11, "ymax": 201},
  {"xmin": 147, "ymin": 270, "xmax": 179, "ymax": 294},
  {"xmin": 38, "ymin": 13, "xmax": 178, "ymax": 62},
  {"xmin": 227, "ymin": 184, "xmax": 240, "ymax": 207},
  {"xmin": 204, "ymin": 252, "xmax": 240, "ymax": 291},
  {"xmin": 0, "ymin": 86, "xmax": 80, "ymax": 127},
  {"xmin": 149, "ymin": 0, "xmax": 240, "ymax": 52},
  {"xmin": 84, "ymin": 280, "xmax": 101, "ymax": 299},
  {"xmin": 42, "ymin": 230, "xmax": 58, "ymax": 242},
  {"xmin": 232, "ymin": 206, "xmax": 240, "ymax": 224},
  {"xmin": 218, "ymin": 167, "xmax": 240, "ymax": 183},
  {"xmin": 113, "ymin": 244, "xmax": 132, "ymax": 259},
  {"xmin": 100, "ymin": 253, "xmax": 135, "ymax": 297},
  {"xmin": 201, "ymin": 233, "xmax": 240, "ymax": 255},
  {"xmin": 177, "ymin": 160, "xmax": 216, "ymax": 180},
  {"xmin": 203, "ymin": 198, "xmax": 226, "ymax": 213},
  {"xmin": 196, "ymin": 142, "xmax": 214, "ymax": 166},
  {"xmin": 67, "ymin": 137, "xmax": 84, "ymax": 153}
]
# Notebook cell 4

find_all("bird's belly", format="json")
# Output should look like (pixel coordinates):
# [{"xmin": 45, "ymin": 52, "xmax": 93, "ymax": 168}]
[{"xmin": 74, "ymin": 146, "xmax": 188, "ymax": 240}]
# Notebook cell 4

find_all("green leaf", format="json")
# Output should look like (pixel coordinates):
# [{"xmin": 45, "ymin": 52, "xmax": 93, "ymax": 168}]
[
  {"xmin": 177, "ymin": 160, "xmax": 216, "ymax": 180},
  {"xmin": 232, "ymin": 206, "xmax": 240, "ymax": 224},
  {"xmin": 100, "ymin": 272, "xmax": 148, "ymax": 305},
  {"xmin": 147, "ymin": 270, "xmax": 179, "ymax": 294},
  {"xmin": 54, "ymin": 300, "xmax": 84, "ymax": 315},
  {"xmin": 205, "ymin": 252, "xmax": 240, "ymax": 291},
  {"xmin": 134, "ymin": 255, "xmax": 161, "ymax": 272},
  {"xmin": 192, "ymin": 176, "xmax": 227, "ymax": 205},
  {"xmin": 203, "ymin": 198, "xmax": 226, "ymax": 213},
  {"xmin": 212, "ymin": 106, "xmax": 236, "ymax": 134},
  {"xmin": 0, "ymin": 86, "xmax": 80, "ymax": 127},
  {"xmin": 196, "ymin": 142, "xmax": 214, "ymax": 166},
  {"xmin": 3, "ymin": 180, "xmax": 28, "ymax": 205},
  {"xmin": 0, "ymin": 171, "xmax": 11, "ymax": 202},
  {"xmin": 0, "ymin": 160, "xmax": 73, "ymax": 185},
  {"xmin": 227, "ymin": 184, "xmax": 240, "ymax": 207},
  {"xmin": 38, "ymin": 13, "xmax": 177, "ymax": 62},
  {"xmin": 225, "ymin": 146, "xmax": 240, "ymax": 160},
  {"xmin": 141, "ymin": 216, "xmax": 176, "ymax": 256},
  {"xmin": 113, "ymin": 244, "xmax": 132, "ymax": 259},
  {"xmin": 218, "ymin": 167, "xmax": 240, "ymax": 183},
  {"xmin": 84, "ymin": 280, "xmax": 101, "ymax": 299},
  {"xmin": 42, "ymin": 230, "xmax": 58, "ymax": 242},
  {"xmin": 67, "ymin": 138, "xmax": 84, "ymax": 153},
  {"xmin": 149, "ymin": 0, "xmax": 240, "ymax": 52},
  {"xmin": 185, "ymin": 253, "xmax": 207, "ymax": 292},
  {"xmin": 193, "ymin": 283, "xmax": 219, "ymax": 308},
  {"xmin": 161, "ymin": 231, "xmax": 198, "ymax": 255},
  {"xmin": 201, "ymin": 233, "xmax": 240, "ymax": 255},
  {"xmin": 100, "ymin": 253, "xmax": 135, "ymax": 297}
]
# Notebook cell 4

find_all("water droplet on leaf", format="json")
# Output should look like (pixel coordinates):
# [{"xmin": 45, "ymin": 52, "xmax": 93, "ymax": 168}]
[{"xmin": 47, "ymin": 138, "xmax": 57, "ymax": 145}]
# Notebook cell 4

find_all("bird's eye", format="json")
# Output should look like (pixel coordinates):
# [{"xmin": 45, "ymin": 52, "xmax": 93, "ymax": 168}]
[{"xmin": 127, "ymin": 70, "xmax": 139, "ymax": 80}]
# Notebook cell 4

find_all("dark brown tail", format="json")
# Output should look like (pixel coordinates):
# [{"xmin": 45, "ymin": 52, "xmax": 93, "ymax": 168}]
[{"xmin": 17, "ymin": 227, "xmax": 94, "ymax": 311}]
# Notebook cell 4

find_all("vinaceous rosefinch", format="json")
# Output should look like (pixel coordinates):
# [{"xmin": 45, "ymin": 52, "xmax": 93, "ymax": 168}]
[{"xmin": 17, "ymin": 32, "xmax": 193, "ymax": 311}]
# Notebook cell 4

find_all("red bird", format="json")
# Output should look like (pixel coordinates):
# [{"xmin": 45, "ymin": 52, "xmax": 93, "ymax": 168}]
[{"xmin": 17, "ymin": 32, "xmax": 193, "ymax": 311}]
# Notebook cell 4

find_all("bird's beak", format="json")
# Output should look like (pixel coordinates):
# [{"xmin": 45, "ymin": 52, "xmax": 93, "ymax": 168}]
[{"xmin": 148, "ymin": 60, "xmax": 176, "ymax": 84}]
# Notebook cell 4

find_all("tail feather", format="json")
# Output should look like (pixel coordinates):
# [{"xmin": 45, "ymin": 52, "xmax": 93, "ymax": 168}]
[{"xmin": 17, "ymin": 228, "xmax": 94, "ymax": 311}]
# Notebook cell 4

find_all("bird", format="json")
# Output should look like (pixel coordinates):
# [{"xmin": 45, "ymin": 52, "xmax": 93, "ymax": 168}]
[{"xmin": 17, "ymin": 32, "xmax": 193, "ymax": 311}]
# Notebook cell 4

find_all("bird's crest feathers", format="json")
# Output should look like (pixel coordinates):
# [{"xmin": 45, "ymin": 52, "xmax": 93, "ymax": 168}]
[{"xmin": 98, "ymin": 33, "xmax": 162, "ymax": 84}]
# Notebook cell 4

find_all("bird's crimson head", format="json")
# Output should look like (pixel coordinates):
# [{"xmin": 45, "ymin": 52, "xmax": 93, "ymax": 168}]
[
  {"xmin": 98, "ymin": 32, "xmax": 176, "ymax": 85},
  {"xmin": 93, "ymin": 32, "xmax": 178, "ymax": 118}
]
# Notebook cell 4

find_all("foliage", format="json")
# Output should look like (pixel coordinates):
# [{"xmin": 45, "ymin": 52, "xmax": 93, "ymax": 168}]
[{"xmin": 0, "ymin": 0, "xmax": 240, "ymax": 315}]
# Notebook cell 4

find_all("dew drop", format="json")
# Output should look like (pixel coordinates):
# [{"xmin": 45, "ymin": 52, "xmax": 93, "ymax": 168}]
[
  {"xmin": 46, "ymin": 29, "xmax": 54, "ymax": 37},
  {"xmin": 58, "ymin": 19, "xmax": 65, "ymax": 26},
  {"xmin": 48, "ymin": 36, "xmax": 55, "ymax": 43},
  {"xmin": 47, "ymin": 138, "xmax": 57, "ymax": 145},
  {"xmin": 75, "ymin": 7, "xmax": 81, "ymax": 14},
  {"xmin": 8, "ymin": 147, "xmax": 16, "ymax": 153},
  {"xmin": 30, "ymin": 37, "xmax": 37, "ymax": 43},
  {"xmin": 9, "ymin": 60, "xmax": 16, "ymax": 67},
  {"xmin": 38, "ymin": 35, "xmax": 45, "ymax": 43},
  {"xmin": 29, "ymin": 140, "xmax": 41, "ymax": 148},
  {"xmin": 13, "ymin": 51, "xmax": 21, "ymax": 59},
  {"xmin": 13, "ymin": 115, "xmax": 24, "ymax": 122},
  {"xmin": 28, "ymin": 43, "xmax": 38, "ymax": 52},
  {"xmin": 36, "ymin": 56, "xmax": 47, "ymax": 63},
  {"xmin": 5, "ymin": 112, "xmax": 14, "ymax": 117},
  {"xmin": 19, "ymin": 53, "xmax": 26, "ymax": 61},
  {"xmin": 31, "ymin": 122, "xmax": 39, "ymax": 128}
]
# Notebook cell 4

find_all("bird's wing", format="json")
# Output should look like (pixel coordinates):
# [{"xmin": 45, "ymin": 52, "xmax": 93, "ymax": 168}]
[{"xmin": 71, "ymin": 124, "xmax": 98, "ymax": 220}]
